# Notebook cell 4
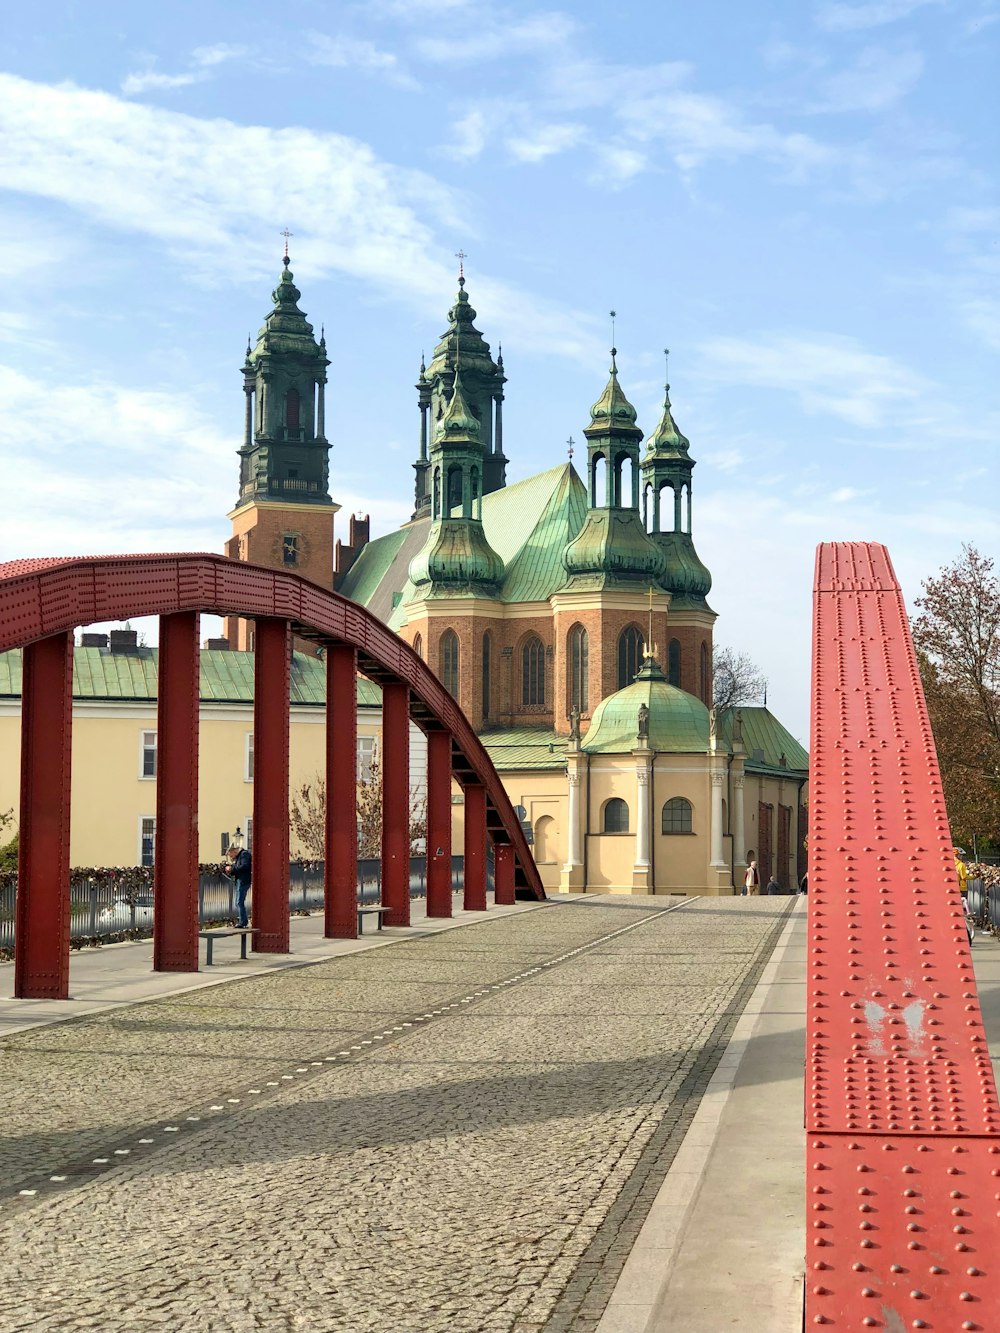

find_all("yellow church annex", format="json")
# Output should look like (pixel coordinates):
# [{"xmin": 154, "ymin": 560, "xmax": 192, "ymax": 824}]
[{"xmin": 0, "ymin": 257, "xmax": 807, "ymax": 893}]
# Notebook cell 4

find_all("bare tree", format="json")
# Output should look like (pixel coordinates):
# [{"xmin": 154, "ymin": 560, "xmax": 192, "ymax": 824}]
[
  {"xmin": 713, "ymin": 646, "xmax": 767, "ymax": 711},
  {"xmin": 912, "ymin": 544, "xmax": 1000, "ymax": 847},
  {"xmin": 289, "ymin": 759, "xmax": 427, "ymax": 861}
]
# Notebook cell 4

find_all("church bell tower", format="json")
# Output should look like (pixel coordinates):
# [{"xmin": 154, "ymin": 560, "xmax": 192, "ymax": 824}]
[{"xmin": 225, "ymin": 249, "xmax": 340, "ymax": 648}]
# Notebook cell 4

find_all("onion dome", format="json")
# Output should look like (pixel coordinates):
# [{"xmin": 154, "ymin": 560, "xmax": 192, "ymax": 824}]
[
  {"xmin": 658, "ymin": 533, "xmax": 713, "ymax": 605},
  {"xmin": 427, "ymin": 276, "xmax": 499, "ymax": 379},
  {"xmin": 584, "ymin": 350, "xmax": 643, "ymax": 443},
  {"xmin": 582, "ymin": 657, "xmax": 710, "ymax": 753},
  {"xmin": 645, "ymin": 382, "xmax": 690, "ymax": 459},
  {"xmin": 408, "ymin": 523, "xmax": 505, "ymax": 593},
  {"xmin": 435, "ymin": 366, "xmax": 480, "ymax": 445},
  {"xmin": 250, "ymin": 256, "xmax": 321, "ymax": 359},
  {"xmin": 562, "ymin": 509, "xmax": 668, "ymax": 586}
]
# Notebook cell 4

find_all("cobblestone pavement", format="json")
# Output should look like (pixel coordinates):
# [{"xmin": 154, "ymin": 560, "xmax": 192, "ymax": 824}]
[{"xmin": 0, "ymin": 895, "xmax": 791, "ymax": 1333}]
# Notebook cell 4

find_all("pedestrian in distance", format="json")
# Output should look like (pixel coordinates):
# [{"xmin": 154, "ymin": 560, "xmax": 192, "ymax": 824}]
[
  {"xmin": 798, "ymin": 871, "xmax": 808, "ymax": 896},
  {"xmin": 743, "ymin": 860, "xmax": 760, "ymax": 896},
  {"xmin": 766, "ymin": 873, "xmax": 781, "ymax": 895},
  {"xmin": 224, "ymin": 843, "xmax": 253, "ymax": 928}
]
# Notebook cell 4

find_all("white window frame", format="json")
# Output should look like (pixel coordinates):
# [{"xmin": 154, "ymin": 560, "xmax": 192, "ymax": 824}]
[
  {"xmin": 244, "ymin": 731, "xmax": 254, "ymax": 783},
  {"xmin": 358, "ymin": 735, "xmax": 377, "ymax": 782},
  {"xmin": 138, "ymin": 816, "xmax": 156, "ymax": 867},
  {"xmin": 139, "ymin": 729, "xmax": 157, "ymax": 780}
]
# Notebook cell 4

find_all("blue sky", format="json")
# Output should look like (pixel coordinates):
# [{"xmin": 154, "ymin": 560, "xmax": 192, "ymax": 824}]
[{"xmin": 1, "ymin": 0, "xmax": 997, "ymax": 741}]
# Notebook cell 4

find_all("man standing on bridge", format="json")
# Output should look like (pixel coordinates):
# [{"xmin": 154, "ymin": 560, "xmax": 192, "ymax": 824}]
[{"xmin": 225, "ymin": 843, "xmax": 253, "ymax": 928}]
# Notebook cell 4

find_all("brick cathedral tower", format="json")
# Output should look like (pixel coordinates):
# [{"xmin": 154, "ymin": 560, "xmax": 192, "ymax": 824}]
[{"xmin": 224, "ymin": 251, "xmax": 340, "ymax": 648}]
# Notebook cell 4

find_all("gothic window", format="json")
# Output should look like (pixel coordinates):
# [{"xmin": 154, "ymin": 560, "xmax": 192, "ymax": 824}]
[
  {"xmin": 602, "ymin": 798, "xmax": 629, "ymax": 834},
  {"xmin": 413, "ymin": 633, "xmax": 423, "ymax": 660},
  {"xmin": 282, "ymin": 534, "xmax": 298, "ymax": 567},
  {"xmin": 441, "ymin": 630, "xmax": 459, "ymax": 698},
  {"xmin": 482, "ymin": 631, "xmax": 491, "ymax": 721},
  {"xmin": 661, "ymin": 797, "xmax": 693, "ymax": 834},
  {"xmin": 668, "ymin": 638, "xmax": 681, "ymax": 687},
  {"xmin": 521, "ymin": 635, "xmax": 545, "ymax": 706},
  {"xmin": 617, "ymin": 625, "xmax": 644, "ymax": 689},
  {"xmin": 700, "ymin": 641, "xmax": 710, "ymax": 704},
  {"xmin": 569, "ymin": 624, "xmax": 588, "ymax": 714},
  {"xmin": 285, "ymin": 387, "xmax": 300, "ymax": 431}
]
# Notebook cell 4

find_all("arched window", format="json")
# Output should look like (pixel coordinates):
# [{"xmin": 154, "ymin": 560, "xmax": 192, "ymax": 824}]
[
  {"xmin": 569, "ymin": 624, "xmax": 588, "ymax": 714},
  {"xmin": 668, "ymin": 637, "xmax": 681, "ymax": 687},
  {"xmin": 482, "ymin": 631, "xmax": 491, "ymax": 721},
  {"xmin": 661, "ymin": 797, "xmax": 693, "ymax": 834},
  {"xmin": 412, "ymin": 633, "xmax": 423, "ymax": 660},
  {"xmin": 432, "ymin": 467, "xmax": 441, "ymax": 519},
  {"xmin": 447, "ymin": 464, "xmax": 463, "ymax": 514},
  {"xmin": 534, "ymin": 814, "xmax": 555, "ymax": 863},
  {"xmin": 285, "ymin": 387, "xmax": 300, "ymax": 430},
  {"xmin": 603, "ymin": 798, "xmax": 629, "ymax": 833},
  {"xmin": 700, "ymin": 641, "xmax": 710, "ymax": 704},
  {"xmin": 591, "ymin": 451, "xmax": 607, "ymax": 507},
  {"xmin": 441, "ymin": 630, "xmax": 459, "ymax": 698},
  {"xmin": 617, "ymin": 625, "xmax": 644, "ymax": 689},
  {"xmin": 522, "ymin": 634, "xmax": 545, "ymax": 706}
]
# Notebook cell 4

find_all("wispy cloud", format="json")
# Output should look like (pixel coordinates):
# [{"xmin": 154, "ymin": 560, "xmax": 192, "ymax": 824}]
[
  {"xmin": 122, "ymin": 43, "xmax": 247, "ymax": 97},
  {"xmin": 811, "ymin": 45, "xmax": 924, "ymax": 111},
  {"xmin": 698, "ymin": 332, "xmax": 927, "ymax": 428},
  {"xmin": 307, "ymin": 33, "xmax": 418, "ymax": 88},
  {"xmin": 507, "ymin": 122, "xmax": 584, "ymax": 163},
  {"xmin": 815, "ymin": 0, "xmax": 946, "ymax": 31},
  {"xmin": 0, "ymin": 74, "xmax": 598, "ymax": 362},
  {"xmin": 415, "ymin": 12, "xmax": 574, "ymax": 63}
]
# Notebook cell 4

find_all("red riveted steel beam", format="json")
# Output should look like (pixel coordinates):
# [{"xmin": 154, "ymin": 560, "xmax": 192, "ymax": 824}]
[
  {"xmin": 807, "ymin": 542, "xmax": 1000, "ymax": 1330},
  {"xmin": 325, "ymin": 642, "xmax": 358, "ymax": 939},
  {"xmin": 426, "ymin": 729, "xmax": 453, "ymax": 918},
  {"xmin": 463, "ymin": 783, "xmax": 487, "ymax": 911},
  {"xmin": 494, "ymin": 842, "xmax": 515, "ymax": 906},
  {"xmin": 252, "ymin": 617, "xmax": 290, "ymax": 953},
  {"xmin": 381, "ymin": 681, "xmax": 411, "ymax": 928},
  {"xmin": 14, "ymin": 632, "xmax": 73, "ymax": 999},
  {"xmin": 153, "ymin": 611, "xmax": 200, "ymax": 972}
]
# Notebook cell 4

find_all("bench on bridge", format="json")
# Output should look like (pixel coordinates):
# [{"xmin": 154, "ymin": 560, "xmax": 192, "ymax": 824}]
[
  {"xmin": 357, "ymin": 905, "xmax": 392, "ymax": 935},
  {"xmin": 199, "ymin": 927, "xmax": 260, "ymax": 966}
]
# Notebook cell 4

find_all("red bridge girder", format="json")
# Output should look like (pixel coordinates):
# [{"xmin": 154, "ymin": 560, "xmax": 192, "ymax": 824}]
[
  {"xmin": 807, "ymin": 542, "xmax": 1000, "ymax": 1330},
  {"xmin": 0, "ymin": 553, "xmax": 544, "ymax": 999}
]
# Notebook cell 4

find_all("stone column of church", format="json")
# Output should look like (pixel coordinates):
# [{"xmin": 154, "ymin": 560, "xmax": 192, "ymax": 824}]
[
  {"xmin": 733, "ymin": 768, "xmax": 746, "ymax": 867},
  {"xmin": 632, "ymin": 749, "xmax": 654, "ymax": 892},
  {"xmin": 710, "ymin": 766, "xmax": 726, "ymax": 869},
  {"xmin": 561, "ymin": 752, "xmax": 585, "ymax": 893}
]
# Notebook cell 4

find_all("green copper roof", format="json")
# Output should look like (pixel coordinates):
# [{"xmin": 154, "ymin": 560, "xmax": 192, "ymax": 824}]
[
  {"xmin": 408, "ymin": 518, "xmax": 505, "ymax": 596},
  {"xmin": 645, "ymin": 382, "xmax": 690, "ymax": 458},
  {"xmin": 0, "ymin": 649, "xmax": 381, "ymax": 707},
  {"xmin": 584, "ymin": 350, "xmax": 643, "ymax": 442},
  {"xmin": 653, "ymin": 531, "xmax": 713, "ymax": 606},
  {"xmin": 480, "ymin": 727, "xmax": 569, "ymax": 771},
  {"xmin": 582, "ymin": 658, "xmax": 710, "ymax": 753},
  {"xmin": 342, "ymin": 464, "xmax": 587, "ymax": 625},
  {"xmin": 427, "ymin": 277, "xmax": 499, "ymax": 380},
  {"xmin": 718, "ymin": 706, "xmax": 808, "ymax": 775},
  {"xmin": 250, "ymin": 257, "xmax": 324, "ymax": 362},
  {"xmin": 562, "ymin": 508, "xmax": 668, "ymax": 590},
  {"xmin": 434, "ymin": 363, "xmax": 481, "ymax": 445}
]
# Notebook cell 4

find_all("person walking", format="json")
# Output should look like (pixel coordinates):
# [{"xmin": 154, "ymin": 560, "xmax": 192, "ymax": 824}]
[
  {"xmin": 766, "ymin": 873, "xmax": 781, "ymax": 896},
  {"xmin": 743, "ymin": 860, "xmax": 760, "ymax": 896},
  {"xmin": 225, "ymin": 843, "xmax": 253, "ymax": 928}
]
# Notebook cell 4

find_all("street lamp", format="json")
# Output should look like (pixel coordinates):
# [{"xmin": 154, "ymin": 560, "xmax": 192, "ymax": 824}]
[{"xmin": 231, "ymin": 826, "xmax": 244, "ymax": 850}]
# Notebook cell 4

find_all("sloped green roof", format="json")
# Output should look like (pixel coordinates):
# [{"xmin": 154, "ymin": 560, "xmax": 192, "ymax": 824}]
[
  {"xmin": 480, "ymin": 727, "xmax": 569, "ymax": 771},
  {"xmin": 0, "ymin": 649, "xmax": 382, "ymax": 707},
  {"xmin": 719, "ymin": 706, "xmax": 808, "ymax": 775},
  {"xmin": 340, "ymin": 464, "xmax": 587, "ymax": 625},
  {"xmin": 582, "ymin": 659, "xmax": 710, "ymax": 754}
]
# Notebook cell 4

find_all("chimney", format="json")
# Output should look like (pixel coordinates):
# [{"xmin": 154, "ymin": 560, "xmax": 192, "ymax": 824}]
[
  {"xmin": 109, "ymin": 629, "xmax": 139, "ymax": 654},
  {"xmin": 80, "ymin": 632, "xmax": 109, "ymax": 648},
  {"xmin": 334, "ymin": 512, "xmax": 371, "ymax": 589},
  {"xmin": 203, "ymin": 638, "xmax": 231, "ymax": 651}
]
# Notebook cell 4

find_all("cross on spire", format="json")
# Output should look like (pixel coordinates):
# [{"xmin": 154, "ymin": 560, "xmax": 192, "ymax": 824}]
[
  {"xmin": 455, "ymin": 248, "xmax": 467, "ymax": 280},
  {"xmin": 280, "ymin": 227, "xmax": 294, "ymax": 258},
  {"xmin": 566, "ymin": 435, "xmax": 575, "ymax": 461}
]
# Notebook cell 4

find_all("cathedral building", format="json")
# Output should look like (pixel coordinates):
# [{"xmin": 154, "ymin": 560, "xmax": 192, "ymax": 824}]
[{"xmin": 222, "ymin": 257, "xmax": 808, "ymax": 895}]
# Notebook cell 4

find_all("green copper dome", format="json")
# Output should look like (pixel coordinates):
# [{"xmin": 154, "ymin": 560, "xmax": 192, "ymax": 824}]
[
  {"xmin": 655, "ymin": 532, "xmax": 713, "ymax": 605},
  {"xmin": 585, "ymin": 350, "xmax": 643, "ymax": 442},
  {"xmin": 582, "ymin": 658, "xmax": 710, "ymax": 753},
  {"xmin": 408, "ymin": 520, "xmax": 505, "ymax": 595},
  {"xmin": 563, "ymin": 510, "xmax": 668, "ymax": 588},
  {"xmin": 645, "ymin": 383, "xmax": 690, "ymax": 458},
  {"xmin": 435, "ymin": 367, "xmax": 480, "ymax": 445},
  {"xmin": 250, "ymin": 257, "xmax": 322, "ymax": 359}
]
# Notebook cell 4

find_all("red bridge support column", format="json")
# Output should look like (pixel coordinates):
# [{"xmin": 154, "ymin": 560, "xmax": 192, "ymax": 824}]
[
  {"xmin": 325, "ymin": 643, "xmax": 358, "ymax": 939},
  {"xmin": 494, "ymin": 842, "xmax": 515, "ymax": 906},
  {"xmin": 463, "ymin": 783, "xmax": 487, "ymax": 911},
  {"xmin": 426, "ymin": 729, "xmax": 452, "ymax": 918},
  {"xmin": 153, "ymin": 611, "xmax": 200, "ymax": 972},
  {"xmin": 14, "ymin": 632, "xmax": 74, "ymax": 999},
  {"xmin": 252, "ymin": 618, "xmax": 290, "ymax": 953},
  {"xmin": 381, "ymin": 681, "xmax": 410, "ymax": 927}
]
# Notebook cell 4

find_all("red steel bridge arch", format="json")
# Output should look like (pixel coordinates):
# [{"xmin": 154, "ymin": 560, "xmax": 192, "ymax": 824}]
[
  {"xmin": 807, "ymin": 542, "xmax": 1000, "ymax": 1329},
  {"xmin": 0, "ymin": 553, "xmax": 543, "ymax": 1001}
]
